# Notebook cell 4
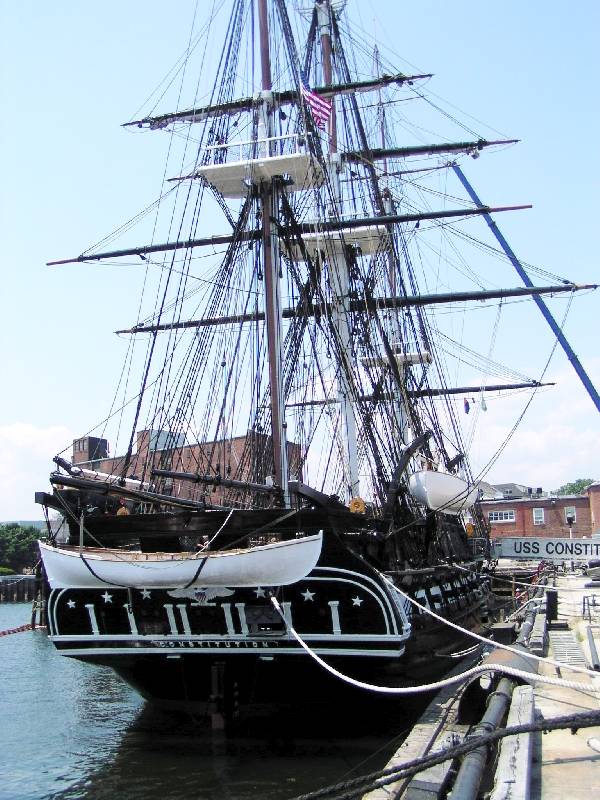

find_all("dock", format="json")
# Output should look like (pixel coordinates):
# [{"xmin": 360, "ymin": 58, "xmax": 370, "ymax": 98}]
[
  {"xmin": 529, "ymin": 573, "xmax": 600, "ymax": 798},
  {"xmin": 0, "ymin": 574, "xmax": 37, "ymax": 602},
  {"xmin": 361, "ymin": 571, "xmax": 600, "ymax": 799}
]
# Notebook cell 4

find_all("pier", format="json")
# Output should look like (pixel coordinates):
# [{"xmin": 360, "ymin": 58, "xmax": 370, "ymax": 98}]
[
  {"xmin": 0, "ymin": 574, "xmax": 37, "ymax": 603},
  {"xmin": 3, "ymin": 564, "xmax": 600, "ymax": 798},
  {"xmin": 354, "ymin": 570, "xmax": 600, "ymax": 800},
  {"xmin": 0, "ymin": 572, "xmax": 46, "ymax": 629}
]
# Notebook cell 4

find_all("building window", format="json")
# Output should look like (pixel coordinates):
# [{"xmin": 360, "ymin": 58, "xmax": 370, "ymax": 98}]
[
  {"xmin": 533, "ymin": 508, "xmax": 545, "ymax": 525},
  {"xmin": 564, "ymin": 506, "xmax": 576, "ymax": 524},
  {"xmin": 489, "ymin": 510, "xmax": 516, "ymax": 523}
]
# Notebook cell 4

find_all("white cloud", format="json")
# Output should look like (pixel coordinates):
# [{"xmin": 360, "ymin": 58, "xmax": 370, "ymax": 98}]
[
  {"xmin": 1, "ymin": 360, "xmax": 598, "ymax": 517},
  {"xmin": 0, "ymin": 423, "xmax": 73, "ymax": 521},
  {"xmin": 468, "ymin": 361, "xmax": 600, "ymax": 490}
]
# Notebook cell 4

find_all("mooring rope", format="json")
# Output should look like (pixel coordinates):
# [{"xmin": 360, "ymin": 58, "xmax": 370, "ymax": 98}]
[
  {"xmin": 454, "ymin": 561, "xmax": 595, "ymax": 593},
  {"xmin": 270, "ymin": 597, "xmax": 600, "ymax": 695},
  {"xmin": 379, "ymin": 575, "xmax": 600, "ymax": 680},
  {"xmin": 0, "ymin": 575, "xmax": 35, "ymax": 588},
  {"xmin": 0, "ymin": 623, "xmax": 34, "ymax": 637},
  {"xmin": 433, "ymin": 642, "xmax": 481, "ymax": 659}
]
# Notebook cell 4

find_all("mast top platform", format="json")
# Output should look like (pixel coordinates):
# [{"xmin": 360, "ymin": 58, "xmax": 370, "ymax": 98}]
[
  {"xmin": 176, "ymin": 133, "xmax": 324, "ymax": 198},
  {"xmin": 287, "ymin": 222, "xmax": 389, "ymax": 261}
]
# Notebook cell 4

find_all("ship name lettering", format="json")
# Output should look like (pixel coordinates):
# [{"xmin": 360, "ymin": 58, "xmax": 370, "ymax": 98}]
[{"xmin": 149, "ymin": 639, "xmax": 279, "ymax": 649}]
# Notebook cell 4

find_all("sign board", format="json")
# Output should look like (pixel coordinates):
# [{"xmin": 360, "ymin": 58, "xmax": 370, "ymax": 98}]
[{"xmin": 493, "ymin": 537, "xmax": 600, "ymax": 562}]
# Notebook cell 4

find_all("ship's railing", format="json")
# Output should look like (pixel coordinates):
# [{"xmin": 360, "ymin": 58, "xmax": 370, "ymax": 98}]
[{"xmin": 200, "ymin": 132, "xmax": 313, "ymax": 166}]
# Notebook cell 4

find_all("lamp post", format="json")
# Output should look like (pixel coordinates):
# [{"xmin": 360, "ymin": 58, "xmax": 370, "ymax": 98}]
[{"xmin": 566, "ymin": 512, "xmax": 575, "ymax": 572}]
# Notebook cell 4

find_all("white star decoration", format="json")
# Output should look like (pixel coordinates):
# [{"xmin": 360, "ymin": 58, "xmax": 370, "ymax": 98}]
[
  {"xmin": 352, "ymin": 596, "xmax": 363, "ymax": 607},
  {"xmin": 67, "ymin": 599, "xmax": 76, "ymax": 609},
  {"xmin": 254, "ymin": 587, "xmax": 266, "ymax": 598},
  {"xmin": 140, "ymin": 589, "xmax": 151, "ymax": 599},
  {"xmin": 101, "ymin": 591, "xmax": 113, "ymax": 603},
  {"xmin": 301, "ymin": 589, "xmax": 315, "ymax": 602}
]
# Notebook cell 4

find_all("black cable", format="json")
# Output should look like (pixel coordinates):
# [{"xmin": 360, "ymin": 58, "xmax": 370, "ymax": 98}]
[{"xmin": 290, "ymin": 708, "xmax": 600, "ymax": 800}]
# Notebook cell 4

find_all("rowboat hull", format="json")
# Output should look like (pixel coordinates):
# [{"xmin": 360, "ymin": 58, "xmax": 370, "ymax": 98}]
[
  {"xmin": 408, "ymin": 470, "xmax": 478, "ymax": 514},
  {"xmin": 39, "ymin": 533, "xmax": 323, "ymax": 590}
]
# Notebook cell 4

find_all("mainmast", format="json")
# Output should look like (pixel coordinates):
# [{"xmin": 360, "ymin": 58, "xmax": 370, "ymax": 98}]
[
  {"xmin": 318, "ymin": 0, "xmax": 361, "ymax": 501},
  {"xmin": 258, "ymin": 0, "xmax": 289, "ymax": 503},
  {"xmin": 373, "ymin": 43, "xmax": 411, "ymax": 457},
  {"xmin": 319, "ymin": 0, "xmax": 336, "ymax": 154}
]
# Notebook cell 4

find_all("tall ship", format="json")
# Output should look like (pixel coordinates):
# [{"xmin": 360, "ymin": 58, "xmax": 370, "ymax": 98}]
[{"xmin": 36, "ymin": 0, "xmax": 593, "ymax": 712}]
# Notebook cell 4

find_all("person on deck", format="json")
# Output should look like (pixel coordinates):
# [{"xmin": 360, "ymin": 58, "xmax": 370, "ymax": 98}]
[{"xmin": 116, "ymin": 499, "xmax": 130, "ymax": 516}]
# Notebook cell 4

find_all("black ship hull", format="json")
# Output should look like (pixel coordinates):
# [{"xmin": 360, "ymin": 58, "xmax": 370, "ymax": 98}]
[{"xmin": 46, "ymin": 538, "xmax": 488, "ymax": 709}]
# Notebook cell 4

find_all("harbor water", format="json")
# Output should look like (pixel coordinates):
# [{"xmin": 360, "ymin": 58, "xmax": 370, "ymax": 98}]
[{"xmin": 0, "ymin": 603, "xmax": 406, "ymax": 800}]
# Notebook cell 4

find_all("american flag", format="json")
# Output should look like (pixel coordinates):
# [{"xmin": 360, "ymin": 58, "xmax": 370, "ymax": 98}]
[{"xmin": 299, "ymin": 69, "xmax": 332, "ymax": 130}]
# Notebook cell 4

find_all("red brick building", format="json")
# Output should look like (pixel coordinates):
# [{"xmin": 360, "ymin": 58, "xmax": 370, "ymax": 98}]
[
  {"xmin": 480, "ymin": 483, "xmax": 600, "ymax": 538},
  {"xmin": 70, "ymin": 429, "xmax": 301, "ymax": 507}
]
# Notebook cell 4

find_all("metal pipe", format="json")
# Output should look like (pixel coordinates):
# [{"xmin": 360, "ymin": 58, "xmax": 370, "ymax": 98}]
[
  {"xmin": 451, "ymin": 677, "xmax": 514, "ymax": 800},
  {"xmin": 452, "ymin": 592, "xmax": 543, "ymax": 798},
  {"xmin": 515, "ymin": 592, "xmax": 544, "ymax": 645}
]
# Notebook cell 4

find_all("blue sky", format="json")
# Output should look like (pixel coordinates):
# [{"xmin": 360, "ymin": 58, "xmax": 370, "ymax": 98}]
[{"xmin": 2, "ymin": 1, "xmax": 599, "ymax": 519}]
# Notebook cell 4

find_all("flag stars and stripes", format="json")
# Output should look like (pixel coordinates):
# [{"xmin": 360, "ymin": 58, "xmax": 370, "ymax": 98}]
[{"xmin": 299, "ymin": 69, "xmax": 332, "ymax": 130}]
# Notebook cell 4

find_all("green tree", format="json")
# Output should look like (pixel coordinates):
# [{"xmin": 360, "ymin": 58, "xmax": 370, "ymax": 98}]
[
  {"xmin": 554, "ymin": 478, "xmax": 595, "ymax": 496},
  {"xmin": 0, "ymin": 524, "xmax": 40, "ymax": 573}
]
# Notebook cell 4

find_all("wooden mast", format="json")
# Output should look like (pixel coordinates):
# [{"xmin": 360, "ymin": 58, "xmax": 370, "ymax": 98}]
[
  {"xmin": 318, "ymin": 0, "xmax": 360, "ymax": 501},
  {"xmin": 257, "ymin": 0, "xmax": 289, "ymax": 503}
]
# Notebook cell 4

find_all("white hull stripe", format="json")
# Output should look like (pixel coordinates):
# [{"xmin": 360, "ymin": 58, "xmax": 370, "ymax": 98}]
[
  {"xmin": 312, "ymin": 566, "xmax": 402, "ymax": 632},
  {"xmin": 50, "ymin": 632, "xmax": 410, "ymax": 643},
  {"xmin": 54, "ymin": 646, "xmax": 407, "ymax": 658}
]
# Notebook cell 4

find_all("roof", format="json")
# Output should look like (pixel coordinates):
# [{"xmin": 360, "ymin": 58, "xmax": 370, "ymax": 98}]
[
  {"xmin": 479, "ymin": 494, "xmax": 586, "ymax": 505},
  {"xmin": 492, "ymin": 482, "xmax": 530, "ymax": 493},
  {"xmin": 477, "ymin": 480, "xmax": 503, "ymax": 499}
]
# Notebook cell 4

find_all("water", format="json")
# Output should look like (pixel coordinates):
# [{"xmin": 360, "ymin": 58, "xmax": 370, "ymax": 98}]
[{"xmin": 0, "ymin": 604, "xmax": 409, "ymax": 800}]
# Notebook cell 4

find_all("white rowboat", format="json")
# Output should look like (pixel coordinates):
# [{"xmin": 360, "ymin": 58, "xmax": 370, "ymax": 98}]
[
  {"xmin": 408, "ymin": 471, "xmax": 478, "ymax": 514},
  {"xmin": 39, "ymin": 532, "xmax": 322, "ymax": 590}
]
